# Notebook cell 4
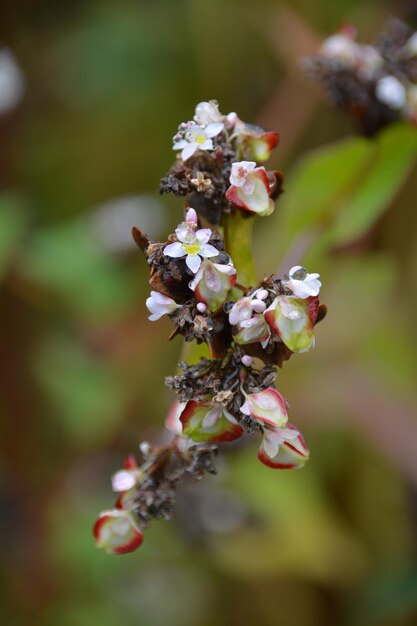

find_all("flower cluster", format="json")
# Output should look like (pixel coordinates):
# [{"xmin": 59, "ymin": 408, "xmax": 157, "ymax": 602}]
[
  {"xmin": 93, "ymin": 101, "xmax": 326, "ymax": 555},
  {"xmin": 304, "ymin": 20, "xmax": 417, "ymax": 136},
  {"xmin": 160, "ymin": 100, "xmax": 282, "ymax": 224}
]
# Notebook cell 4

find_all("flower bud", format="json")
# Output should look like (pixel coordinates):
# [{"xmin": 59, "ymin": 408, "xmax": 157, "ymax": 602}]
[
  {"xmin": 264, "ymin": 295, "xmax": 319, "ymax": 353},
  {"xmin": 258, "ymin": 425, "xmax": 309, "ymax": 469},
  {"xmin": 240, "ymin": 387, "xmax": 288, "ymax": 428},
  {"xmin": 180, "ymin": 401, "xmax": 243, "ymax": 443},
  {"xmin": 190, "ymin": 259, "xmax": 236, "ymax": 312},
  {"xmin": 93, "ymin": 509, "xmax": 143, "ymax": 555}
]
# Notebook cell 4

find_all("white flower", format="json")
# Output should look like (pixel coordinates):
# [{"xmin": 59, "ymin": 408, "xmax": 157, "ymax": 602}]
[
  {"xmin": 146, "ymin": 291, "xmax": 179, "ymax": 321},
  {"xmin": 284, "ymin": 266, "xmax": 321, "ymax": 299},
  {"xmin": 375, "ymin": 76, "xmax": 406, "ymax": 110},
  {"xmin": 164, "ymin": 223, "xmax": 219, "ymax": 273},
  {"xmin": 194, "ymin": 100, "xmax": 224, "ymax": 125},
  {"xmin": 173, "ymin": 121, "xmax": 224, "ymax": 161},
  {"xmin": 229, "ymin": 161, "xmax": 257, "ymax": 194},
  {"xmin": 320, "ymin": 33, "xmax": 359, "ymax": 65}
]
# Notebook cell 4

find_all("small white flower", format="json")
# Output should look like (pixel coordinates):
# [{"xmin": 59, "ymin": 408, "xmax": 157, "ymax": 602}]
[
  {"xmin": 164, "ymin": 224, "xmax": 219, "ymax": 273},
  {"xmin": 173, "ymin": 121, "xmax": 224, "ymax": 161},
  {"xmin": 194, "ymin": 100, "xmax": 224, "ymax": 125},
  {"xmin": 284, "ymin": 265, "xmax": 321, "ymax": 299},
  {"xmin": 146, "ymin": 291, "xmax": 179, "ymax": 321},
  {"xmin": 375, "ymin": 76, "xmax": 406, "ymax": 110},
  {"xmin": 229, "ymin": 161, "xmax": 257, "ymax": 194},
  {"xmin": 320, "ymin": 33, "xmax": 359, "ymax": 65}
]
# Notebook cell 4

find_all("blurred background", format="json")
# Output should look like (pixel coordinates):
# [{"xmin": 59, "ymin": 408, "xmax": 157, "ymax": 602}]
[{"xmin": 1, "ymin": 1, "xmax": 417, "ymax": 625}]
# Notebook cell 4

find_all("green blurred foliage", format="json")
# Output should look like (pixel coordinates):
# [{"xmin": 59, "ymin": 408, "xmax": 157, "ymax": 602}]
[{"xmin": 1, "ymin": 1, "xmax": 417, "ymax": 626}]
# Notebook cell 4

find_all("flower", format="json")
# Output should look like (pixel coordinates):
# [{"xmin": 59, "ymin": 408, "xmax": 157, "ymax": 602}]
[
  {"xmin": 146, "ymin": 291, "xmax": 180, "ymax": 321},
  {"xmin": 375, "ymin": 76, "xmax": 406, "ymax": 110},
  {"xmin": 226, "ymin": 164, "xmax": 274, "ymax": 216},
  {"xmin": 264, "ymin": 295, "xmax": 319, "ymax": 353},
  {"xmin": 319, "ymin": 29, "xmax": 359, "ymax": 65},
  {"xmin": 259, "ymin": 425, "xmax": 309, "ymax": 469},
  {"xmin": 234, "ymin": 315, "xmax": 271, "ymax": 347},
  {"xmin": 111, "ymin": 456, "xmax": 142, "ymax": 493},
  {"xmin": 194, "ymin": 100, "xmax": 224, "ymax": 125},
  {"xmin": 229, "ymin": 290, "xmax": 271, "ymax": 347},
  {"xmin": 180, "ymin": 400, "xmax": 243, "ymax": 443},
  {"xmin": 240, "ymin": 387, "xmax": 288, "ymax": 428},
  {"xmin": 229, "ymin": 161, "xmax": 257, "ymax": 194},
  {"xmin": 93, "ymin": 509, "xmax": 143, "ymax": 555},
  {"xmin": 164, "ymin": 222, "xmax": 219, "ymax": 273},
  {"xmin": 173, "ymin": 121, "xmax": 224, "ymax": 161},
  {"xmin": 283, "ymin": 265, "xmax": 321, "ymax": 299},
  {"xmin": 190, "ymin": 259, "xmax": 236, "ymax": 312}
]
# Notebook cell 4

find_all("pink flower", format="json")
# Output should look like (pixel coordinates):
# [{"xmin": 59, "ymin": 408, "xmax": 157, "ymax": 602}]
[
  {"xmin": 240, "ymin": 387, "xmax": 288, "ymax": 428},
  {"xmin": 259, "ymin": 425, "xmax": 309, "ymax": 469},
  {"xmin": 264, "ymin": 295, "xmax": 319, "ymax": 353},
  {"xmin": 164, "ymin": 222, "xmax": 219, "ymax": 273},
  {"xmin": 229, "ymin": 161, "xmax": 257, "ymax": 194},
  {"xmin": 180, "ymin": 400, "xmax": 243, "ymax": 443},
  {"xmin": 190, "ymin": 259, "xmax": 236, "ymax": 312},
  {"xmin": 93, "ymin": 509, "xmax": 143, "ymax": 555},
  {"xmin": 226, "ymin": 165, "xmax": 274, "ymax": 216}
]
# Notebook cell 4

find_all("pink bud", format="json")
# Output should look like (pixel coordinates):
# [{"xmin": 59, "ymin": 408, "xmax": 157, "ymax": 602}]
[
  {"xmin": 241, "ymin": 355, "xmax": 253, "ymax": 367},
  {"xmin": 185, "ymin": 207, "xmax": 198, "ymax": 226},
  {"xmin": 196, "ymin": 302, "xmax": 207, "ymax": 313}
]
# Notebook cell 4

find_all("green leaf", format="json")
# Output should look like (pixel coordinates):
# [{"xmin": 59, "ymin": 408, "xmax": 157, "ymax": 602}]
[
  {"xmin": 329, "ymin": 123, "xmax": 417, "ymax": 246},
  {"xmin": 257, "ymin": 123, "xmax": 417, "ymax": 268}
]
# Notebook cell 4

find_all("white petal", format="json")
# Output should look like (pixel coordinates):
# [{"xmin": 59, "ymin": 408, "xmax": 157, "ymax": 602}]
[
  {"xmin": 195, "ymin": 228, "xmax": 212, "ymax": 244},
  {"xmin": 186, "ymin": 254, "xmax": 201, "ymax": 273},
  {"xmin": 199, "ymin": 243, "xmax": 219, "ymax": 258},
  {"xmin": 200, "ymin": 138, "xmax": 213, "ymax": 151},
  {"xmin": 205, "ymin": 122, "xmax": 224, "ymax": 138},
  {"xmin": 181, "ymin": 143, "xmax": 197, "ymax": 161},
  {"xmin": 164, "ymin": 242, "xmax": 186, "ymax": 258},
  {"xmin": 173, "ymin": 139, "xmax": 188, "ymax": 150}
]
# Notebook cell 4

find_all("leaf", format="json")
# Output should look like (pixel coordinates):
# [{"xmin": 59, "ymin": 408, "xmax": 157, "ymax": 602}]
[
  {"xmin": 257, "ymin": 123, "xmax": 417, "ymax": 268},
  {"xmin": 330, "ymin": 123, "xmax": 417, "ymax": 246}
]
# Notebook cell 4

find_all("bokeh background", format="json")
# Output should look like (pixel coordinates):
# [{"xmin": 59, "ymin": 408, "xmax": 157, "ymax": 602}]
[{"xmin": 1, "ymin": 1, "xmax": 417, "ymax": 625}]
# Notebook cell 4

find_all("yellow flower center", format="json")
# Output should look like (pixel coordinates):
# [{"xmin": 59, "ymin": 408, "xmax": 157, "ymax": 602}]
[{"xmin": 184, "ymin": 243, "xmax": 200, "ymax": 255}]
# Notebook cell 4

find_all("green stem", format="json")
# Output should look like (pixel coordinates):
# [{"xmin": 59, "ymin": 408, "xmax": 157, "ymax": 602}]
[{"xmin": 223, "ymin": 211, "xmax": 257, "ymax": 289}]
